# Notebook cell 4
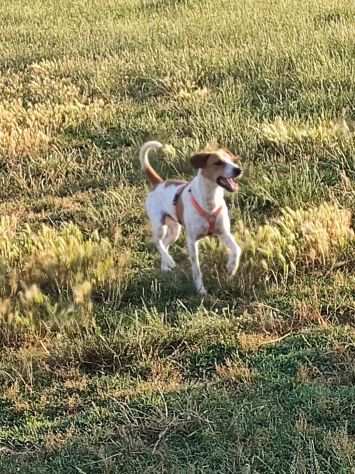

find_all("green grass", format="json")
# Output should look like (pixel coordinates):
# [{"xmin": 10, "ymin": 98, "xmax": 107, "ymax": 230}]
[{"xmin": 0, "ymin": 0, "xmax": 354, "ymax": 472}]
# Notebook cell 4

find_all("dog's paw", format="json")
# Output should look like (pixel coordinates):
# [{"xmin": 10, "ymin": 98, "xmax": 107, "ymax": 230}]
[
  {"xmin": 197, "ymin": 286, "xmax": 208, "ymax": 296},
  {"xmin": 161, "ymin": 260, "xmax": 176, "ymax": 272}
]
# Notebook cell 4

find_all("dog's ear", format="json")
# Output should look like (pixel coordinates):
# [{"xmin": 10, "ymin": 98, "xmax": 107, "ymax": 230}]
[{"xmin": 190, "ymin": 152, "xmax": 211, "ymax": 169}]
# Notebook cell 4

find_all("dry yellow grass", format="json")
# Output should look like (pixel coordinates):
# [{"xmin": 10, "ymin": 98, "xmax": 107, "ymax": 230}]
[
  {"xmin": 0, "ymin": 218, "xmax": 131, "ymax": 344},
  {"xmin": 204, "ymin": 202, "xmax": 353, "ymax": 292},
  {"xmin": 0, "ymin": 0, "xmax": 354, "ymax": 472}
]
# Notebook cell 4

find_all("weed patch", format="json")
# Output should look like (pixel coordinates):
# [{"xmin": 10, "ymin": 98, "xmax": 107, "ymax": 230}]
[{"xmin": 0, "ymin": 218, "xmax": 131, "ymax": 345}]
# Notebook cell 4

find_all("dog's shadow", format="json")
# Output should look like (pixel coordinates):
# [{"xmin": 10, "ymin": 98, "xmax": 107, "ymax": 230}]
[{"xmin": 122, "ymin": 243, "xmax": 243, "ymax": 322}]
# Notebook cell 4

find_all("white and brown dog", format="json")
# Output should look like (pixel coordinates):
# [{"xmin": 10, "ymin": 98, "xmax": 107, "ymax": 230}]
[{"xmin": 140, "ymin": 141, "xmax": 242, "ymax": 295}]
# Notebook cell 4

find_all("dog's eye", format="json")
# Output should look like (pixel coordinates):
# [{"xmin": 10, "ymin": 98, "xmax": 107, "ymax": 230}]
[{"xmin": 214, "ymin": 160, "xmax": 223, "ymax": 166}]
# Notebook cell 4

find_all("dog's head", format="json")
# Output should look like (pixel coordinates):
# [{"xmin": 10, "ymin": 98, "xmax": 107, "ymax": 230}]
[{"xmin": 191, "ymin": 147, "xmax": 242, "ymax": 192}]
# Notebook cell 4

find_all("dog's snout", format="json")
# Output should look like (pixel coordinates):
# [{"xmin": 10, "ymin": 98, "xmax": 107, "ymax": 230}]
[{"xmin": 233, "ymin": 167, "xmax": 242, "ymax": 177}]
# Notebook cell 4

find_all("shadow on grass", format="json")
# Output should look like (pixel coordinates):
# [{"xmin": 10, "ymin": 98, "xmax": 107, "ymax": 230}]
[
  {"xmin": 116, "ymin": 256, "xmax": 245, "ymax": 321},
  {"xmin": 313, "ymin": 9, "xmax": 354, "ymax": 28},
  {"xmin": 2, "ymin": 339, "xmax": 355, "ymax": 474}
]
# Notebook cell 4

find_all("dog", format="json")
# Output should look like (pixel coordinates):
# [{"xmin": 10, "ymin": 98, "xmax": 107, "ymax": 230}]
[{"xmin": 140, "ymin": 141, "xmax": 242, "ymax": 295}]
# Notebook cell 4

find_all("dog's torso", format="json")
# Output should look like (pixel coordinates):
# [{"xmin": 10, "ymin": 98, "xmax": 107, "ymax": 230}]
[
  {"xmin": 145, "ymin": 175, "xmax": 230, "ymax": 240},
  {"xmin": 145, "ymin": 180, "xmax": 185, "ymax": 226}
]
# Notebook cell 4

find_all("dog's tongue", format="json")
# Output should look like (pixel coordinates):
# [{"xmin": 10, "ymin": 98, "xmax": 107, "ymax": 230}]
[{"xmin": 226, "ymin": 177, "xmax": 238, "ymax": 191}]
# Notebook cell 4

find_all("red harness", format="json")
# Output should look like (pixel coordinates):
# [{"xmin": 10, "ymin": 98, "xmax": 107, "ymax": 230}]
[
  {"xmin": 190, "ymin": 193, "xmax": 222, "ymax": 235},
  {"xmin": 173, "ymin": 184, "xmax": 222, "ymax": 235}
]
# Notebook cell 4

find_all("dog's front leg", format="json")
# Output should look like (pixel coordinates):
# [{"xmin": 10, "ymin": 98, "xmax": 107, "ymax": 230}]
[
  {"xmin": 186, "ymin": 237, "xmax": 207, "ymax": 295},
  {"xmin": 219, "ymin": 232, "xmax": 241, "ymax": 277}
]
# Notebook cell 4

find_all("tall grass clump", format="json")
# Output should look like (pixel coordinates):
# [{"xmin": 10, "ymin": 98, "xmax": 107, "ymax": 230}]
[
  {"xmin": 259, "ymin": 117, "xmax": 355, "ymax": 158},
  {"xmin": 237, "ymin": 203, "xmax": 353, "ymax": 291},
  {"xmin": 0, "ymin": 217, "xmax": 131, "ymax": 346},
  {"xmin": 204, "ymin": 203, "xmax": 353, "ymax": 292}
]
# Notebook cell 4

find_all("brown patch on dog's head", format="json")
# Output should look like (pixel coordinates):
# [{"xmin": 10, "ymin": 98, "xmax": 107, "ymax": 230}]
[
  {"xmin": 222, "ymin": 147, "xmax": 242, "ymax": 163},
  {"xmin": 191, "ymin": 147, "xmax": 242, "ymax": 192},
  {"xmin": 191, "ymin": 152, "xmax": 213, "ymax": 169}
]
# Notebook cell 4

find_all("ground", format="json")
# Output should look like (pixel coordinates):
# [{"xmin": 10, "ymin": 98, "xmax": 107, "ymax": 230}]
[{"xmin": 0, "ymin": 0, "xmax": 354, "ymax": 472}]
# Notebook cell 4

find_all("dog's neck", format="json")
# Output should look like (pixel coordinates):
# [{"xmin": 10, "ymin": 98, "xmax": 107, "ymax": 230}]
[{"xmin": 191, "ymin": 172, "xmax": 224, "ymax": 212}]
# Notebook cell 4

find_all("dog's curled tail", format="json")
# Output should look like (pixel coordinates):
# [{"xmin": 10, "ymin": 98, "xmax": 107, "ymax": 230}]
[{"xmin": 139, "ymin": 141, "xmax": 164, "ymax": 188}]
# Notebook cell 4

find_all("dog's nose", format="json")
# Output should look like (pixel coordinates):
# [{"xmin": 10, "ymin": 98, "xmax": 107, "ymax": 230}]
[{"xmin": 233, "ymin": 167, "xmax": 242, "ymax": 177}]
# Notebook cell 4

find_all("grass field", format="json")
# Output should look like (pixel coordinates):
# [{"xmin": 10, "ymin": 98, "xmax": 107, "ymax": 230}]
[{"xmin": 0, "ymin": 0, "xmax": 355, "ymax": 472}]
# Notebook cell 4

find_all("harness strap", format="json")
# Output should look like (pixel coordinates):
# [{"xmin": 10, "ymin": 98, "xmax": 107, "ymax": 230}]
[
  {"xmin": 173, "ymin": 184, "xmax": 222, "ymax": 234},
  {"xmin": 173, "ymin": 183, "xmax": 188, "ymax": 206},
  {"xmin": 190, "ymin": 194, "xmax": 222, "ymax": 235},
  {"xmin": 173, "ymin": 183, "xmax": 188, "ymax": 224}
]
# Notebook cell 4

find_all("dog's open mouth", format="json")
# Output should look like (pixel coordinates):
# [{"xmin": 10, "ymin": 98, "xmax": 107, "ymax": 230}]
[{"xmin": 216, "ymin": 176, "xmax": 239, "ymax": 192}]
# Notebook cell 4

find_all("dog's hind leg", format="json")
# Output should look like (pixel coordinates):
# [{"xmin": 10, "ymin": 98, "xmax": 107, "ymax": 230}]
[
  {"xmin": 163, "ymin": 216, "xmax": 181, "ymax": 250},
  {"xmin": 151, "ymin": 219, "xmax": 176, "ymax": 272}
]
